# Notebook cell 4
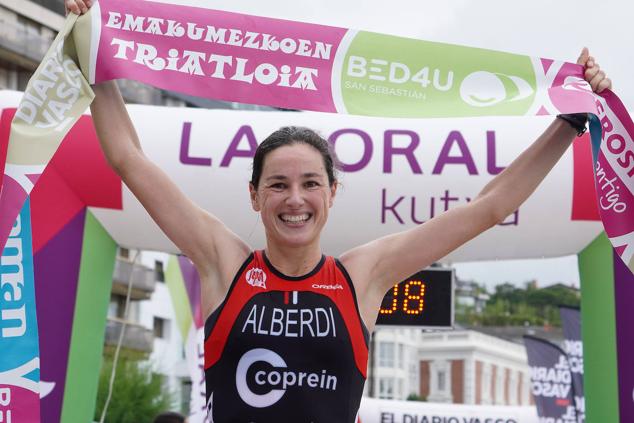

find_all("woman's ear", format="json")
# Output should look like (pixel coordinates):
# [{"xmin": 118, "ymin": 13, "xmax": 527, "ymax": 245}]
[
  {"xmin": 329, "ymin": 181, "xmax": 338, "ymax": 208},
  {"xmin": 249, "ymin": 182, "xmax": 260, "ymax": 211}
]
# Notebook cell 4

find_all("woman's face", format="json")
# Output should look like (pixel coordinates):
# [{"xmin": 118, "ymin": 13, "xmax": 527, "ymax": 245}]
[{"xmin": 250, "ymin": 143, "xmax": 336, "ymax": 250}]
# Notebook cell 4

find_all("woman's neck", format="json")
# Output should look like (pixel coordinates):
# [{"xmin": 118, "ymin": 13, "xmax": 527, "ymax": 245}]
[{"xmin": 264, "ymin": 243, "xmax": 322, "ymax": 277}]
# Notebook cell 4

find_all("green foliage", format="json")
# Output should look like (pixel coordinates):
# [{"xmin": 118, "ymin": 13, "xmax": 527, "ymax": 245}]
[
  {"xmin": 406, "ymin": 393, "xmax": 426, "ymax": 401},
  {"xmin": 94, "ymin": 358, "xmax": 174, "ymax": 423},
  {"xmin": 455, "ymin": 282, "xmax": 580, "ymax": 327}
]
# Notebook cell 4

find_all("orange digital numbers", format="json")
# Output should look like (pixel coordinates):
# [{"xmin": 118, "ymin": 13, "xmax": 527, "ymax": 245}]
[
  {"xmin": 379, "ymin": 281, "xmax": 426, "ymax": 316},
  {"xmin": 379, "ymin": 284, "xmax": 399, "ymax": 314},
  {"xmin": 403, "ymin": 280, "xmax": 425, "ymax": 315}
]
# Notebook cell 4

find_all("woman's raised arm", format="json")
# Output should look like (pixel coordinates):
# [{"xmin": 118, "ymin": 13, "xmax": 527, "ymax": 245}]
[
  {"xmin": 66, "ymin": 3, "xmax": 250, "ymax": 305},
  {"xmin": 90, "ymin": 82, "xmax": 250, "ymax": 283},
  {"xmin": 342, "ymin": 48, "xmax": 612, "ymax": 329}
]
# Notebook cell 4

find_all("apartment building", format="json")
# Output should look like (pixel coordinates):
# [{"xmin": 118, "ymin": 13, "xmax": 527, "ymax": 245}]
[{"xmin": 369, "ymin": 328, "xmax": 533, "ymax": 406}]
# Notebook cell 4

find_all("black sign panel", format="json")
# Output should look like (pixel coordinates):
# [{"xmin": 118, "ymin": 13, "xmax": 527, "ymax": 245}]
[
  {"xmin": 375, "ymin": 268, "xmax": 453, "ymax": 328},
  {"xmin": 524, "ymin": 335, "xmax": 578, "ymax": 422},
  {"xmin": 560, "ymin": 306, "xmax": 585, "ymax": 422}
]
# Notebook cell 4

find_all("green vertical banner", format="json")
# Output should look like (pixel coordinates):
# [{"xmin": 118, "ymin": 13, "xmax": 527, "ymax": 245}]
[
  {"xmin": 578, "ymin": 233, "xmax": 619, "ymax": 423},
  {"xmin": 165, "ymin": 255, "xmax": 206, "ymax": 422},
  {"xmin": 59, "ymin": 211, "xmax": 116, "ymax": 423}
]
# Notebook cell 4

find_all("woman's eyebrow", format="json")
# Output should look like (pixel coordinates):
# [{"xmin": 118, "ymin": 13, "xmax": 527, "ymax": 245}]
[
  {"xmin": 265, "ymin": 172, "xmax": 324, "ymax": 181},
  {"xmin": 302, "ymin": 172, "xmax": 323, "ymax": 178}
]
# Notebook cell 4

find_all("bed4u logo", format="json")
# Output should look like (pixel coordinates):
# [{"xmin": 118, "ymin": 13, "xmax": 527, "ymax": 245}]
[{"xmin": 246, "ymin": 268, "xmax": 267, "ymax": 289}]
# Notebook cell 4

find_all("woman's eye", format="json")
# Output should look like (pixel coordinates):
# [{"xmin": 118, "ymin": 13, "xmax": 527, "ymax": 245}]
[
  {"xmin": 270, "ymin": 183, "xmax": 286, "ymax": 190},
  {"xmin": 305, "ymin": 181, "xmax": 320, "ymax": 188}
]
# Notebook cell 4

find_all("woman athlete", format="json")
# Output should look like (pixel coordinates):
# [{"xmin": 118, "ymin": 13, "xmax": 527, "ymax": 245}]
[{"xmin": 68, "ymin": 1, "xmax": 612, "ymax": 421}]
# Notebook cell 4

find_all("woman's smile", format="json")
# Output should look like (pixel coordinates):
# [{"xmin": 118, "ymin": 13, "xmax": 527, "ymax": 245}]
[
  {"xmin": 251, "ymin": 143, "xmax": 336, "ymax": 249},
  {"xmin": 279, "ymin": 213, "xmax": 313, "ymax": 225}
]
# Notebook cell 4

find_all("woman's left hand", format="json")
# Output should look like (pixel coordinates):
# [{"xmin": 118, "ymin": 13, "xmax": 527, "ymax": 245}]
[{"xmin": 578, "ymin": 47, "xmax": 612, "ymax": 93}]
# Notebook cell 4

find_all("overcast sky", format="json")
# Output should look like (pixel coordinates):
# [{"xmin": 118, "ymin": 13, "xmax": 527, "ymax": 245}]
[{"xmin": 152, "ymin": 0, "xmax": 633, "ymax": 289}]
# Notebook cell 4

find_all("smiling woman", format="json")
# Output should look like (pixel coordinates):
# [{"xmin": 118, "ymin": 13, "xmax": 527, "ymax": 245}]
[
  {"xmin": 249, "ymin": 136, "xmax": 337, "ymax": 252},
  {"xmin": 64, "ymin": 1, "xmax": 614, "ymax": 421}
]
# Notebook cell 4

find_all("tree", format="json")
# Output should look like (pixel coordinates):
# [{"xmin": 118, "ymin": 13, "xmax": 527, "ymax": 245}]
[
  {"xmin": 406, "ymin": 393, "xmax": 426, "ymax": 401},
  {"xmin": 94, "ymin": 358, "xmax": 174, "ymax": 423},
  {"xmin": 458, "ymin": 281, "xmax": 580, "ymax": 327}
]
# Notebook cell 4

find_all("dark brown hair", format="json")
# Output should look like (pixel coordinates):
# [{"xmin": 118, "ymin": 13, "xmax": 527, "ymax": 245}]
[{"xmin": 250, "ymin": 126, "xmax": 339, "ymax": 189}]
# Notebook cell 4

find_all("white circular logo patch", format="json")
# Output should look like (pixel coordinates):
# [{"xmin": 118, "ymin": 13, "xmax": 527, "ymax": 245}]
[{"xmin": 246, "ymin": 268, "xmax": 267, "ymax": 289}]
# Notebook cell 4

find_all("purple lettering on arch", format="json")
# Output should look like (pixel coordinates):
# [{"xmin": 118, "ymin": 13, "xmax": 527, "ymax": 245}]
[
  {"xmin": 328, "ymin": 129, "xmax": 372, "ymax": 172},
  {"xmin": 381, "ymin": 188, "xmax": 404, "ymax": 224},
  {"xmin": 432, "ymin": 130, "xmax": 477, "ymax": 175},
  {"xmin": 383, "ymin": 130, "xmax": 422, "ymax": 174},
  {"xmin": 220, "ymin": 125, "xmax": 258, "ymax": 167},
  {"xmin": 487, "ymin": 131, "xmax": 505, "ymax": 175},
  {"xmin": 440, "ymin": 189, "xmax": 459, "ymax": 211},
  {"xmin": 410, "ymin": 196, "xmax": 434, "ymax": 224},
  {"xmin": 499, "ymin": 209, "xmax": 519, "ymax": 226},
  {"xmin": 180, "ymin": 122, "xmax": 212, "ymax": 166}
]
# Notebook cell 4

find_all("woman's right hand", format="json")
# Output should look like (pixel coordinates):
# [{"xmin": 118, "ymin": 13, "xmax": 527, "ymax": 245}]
[{"xmin": 65, "ymin": 0, "xmax": 92, "ymax": 15}]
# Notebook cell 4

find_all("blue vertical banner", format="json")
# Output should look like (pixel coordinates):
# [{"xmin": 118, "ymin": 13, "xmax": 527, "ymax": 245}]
[
  {"xmin": 560, "ymin": 306, "xmax": 584, "ymax": 423},
  {"xmin": 0, "ymin": 199, "xmax": 41, "ymax": 422}
]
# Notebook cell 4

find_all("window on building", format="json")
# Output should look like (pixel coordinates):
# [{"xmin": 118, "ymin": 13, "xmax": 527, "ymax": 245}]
[
  {"xmin": 181, "ymin": 379, "xmax": 192, "ymax": 415},
  {"xmin": 0, "ymin": 66, "xmax": 16, "ymax": 90},
  {"xmin": 155, "ymin": 260, "xmax": 165, "ymax": 282},
  {"xmin": 119, "ymin": 247, "xmax": 130, "ymax": 259},
  {"xmin": 107, "ymin": 296, "xmax": 120, "ymax": 318},
  {"xmin": 397, "ymin": 343, "xmax": 404, "ymax": 369},
  {"xmin": 408, "ymin": 348, "xmax": 418, "ymax": 381},
  {"xmin": 509, "ymin": 371, "xmax": 518, "ymax": 405},
  {"xmin": 379, "ymin": 343, "xmax": 395, "ymax": 367},
  {"xmin": 154, "ymin": 317, "xmax": 168, "ymax": 339},
  {"xmin": 437, "ymin": 370, "xmax": 446, "ymax": 392},
  {"xmin": 496, "ymin": 367, "xmax": 505, "ymax": 404},
  {"xmin": 429, "ymin": 360, "xmax": 452, "ymax": 403},
  {"xmin": 482, "ymin": 363, "xmax": 492, "ymax": 404},
  {"xmin": 35, "ymin": 0, "xmax": 66, "ymax": 15},
  {"xmin": 108, "ymin": 294, "xmax": 125, "ymax": 319},
  {"xmin": 379, "ymin": 378, "xmax": 395, "ymax": 399}
]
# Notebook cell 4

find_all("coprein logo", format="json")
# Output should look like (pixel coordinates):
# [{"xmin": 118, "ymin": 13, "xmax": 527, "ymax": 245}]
[
  {"xmin": 235, "ymin": 348, "xmax": 338, "ymax": 408},
  {"xmin": 246, "ymin": 268, "xmax": 267, "ymax": 289}
]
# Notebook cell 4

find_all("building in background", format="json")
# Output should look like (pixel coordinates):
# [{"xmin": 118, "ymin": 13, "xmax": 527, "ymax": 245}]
[
  {"xmin": 367, "ymin": 328, "xmax": 422, "ymax": 401},
  {"xmin": 107, "ymin": 249, "xmax": 192, "ymax": 413},
  {"xmin": 136, "ymin": 250, "xmax": 192, "ymax": 413},
  {"xmin": 368, "ymin": 329, "xmax": 533, "ymax": 406},
  {"xmin": 455, "ymin": 277, "xmax": 490, "ymax": 313},
  {"xmin": 105, "ymin": 248, "xmax": 156, "ymax": 359}
]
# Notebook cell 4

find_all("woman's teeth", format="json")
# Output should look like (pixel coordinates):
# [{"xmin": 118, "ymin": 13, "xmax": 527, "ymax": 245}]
[{"xmin": 280, "ymin": 214, "xmax": 310, "ymax": 223}]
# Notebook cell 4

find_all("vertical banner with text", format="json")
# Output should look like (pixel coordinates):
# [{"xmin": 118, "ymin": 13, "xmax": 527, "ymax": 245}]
[
  {"xmin": 524, "ymin": 335, "xmax": 577, "ymax": 423},
  {"xmin": 560, "ymin": 306, "xmax": 584, "ymax": 423},
  {"xmin": 0, "ymin": 199, "xmax": 40, "ymax": 422}
]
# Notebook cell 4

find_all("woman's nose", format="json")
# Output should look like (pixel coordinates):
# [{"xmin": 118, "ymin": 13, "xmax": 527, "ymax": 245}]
[{"xmin": 286, "ymin": 185, "xmax": 305, "ymax": 207}]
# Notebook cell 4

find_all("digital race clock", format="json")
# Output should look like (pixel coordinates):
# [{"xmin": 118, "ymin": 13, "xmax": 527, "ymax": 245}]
[{"xmin": 375, "ymin": 267, "xmax": 454, "ymax": 328}]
